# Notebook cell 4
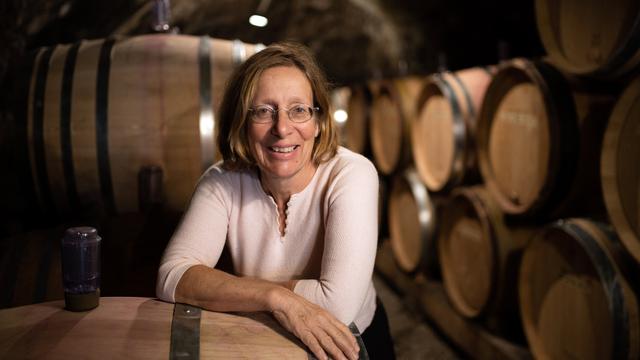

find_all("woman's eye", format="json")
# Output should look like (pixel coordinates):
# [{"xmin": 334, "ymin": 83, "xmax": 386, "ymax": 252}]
[
  {"xmin": 256, "ymin": 107, "xmax": 273, "ymax": 117},
  {"xmin": 292, "ymin": 106, "xmax": 307, "ymax": 114}
]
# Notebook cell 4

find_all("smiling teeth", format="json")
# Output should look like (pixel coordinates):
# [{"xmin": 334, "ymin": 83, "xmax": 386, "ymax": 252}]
[{"xmin": 271, "ymin": 146, "xmax": 296, "ymax": 153}]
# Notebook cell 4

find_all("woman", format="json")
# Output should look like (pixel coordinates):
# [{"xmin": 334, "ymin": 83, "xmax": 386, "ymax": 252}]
[{"xmin": 157, "ymin": 42, "xmax": 394, "ymax": 360}]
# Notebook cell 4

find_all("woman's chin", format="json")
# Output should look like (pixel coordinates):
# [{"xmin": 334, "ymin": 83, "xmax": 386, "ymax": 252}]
[
  {"xmin": 260, "ymin": 165, "xmax": 301, "ymax": 181},
  {"xmin": 258, "ymin": 159, "xmax": 317, "ymax": 184}
]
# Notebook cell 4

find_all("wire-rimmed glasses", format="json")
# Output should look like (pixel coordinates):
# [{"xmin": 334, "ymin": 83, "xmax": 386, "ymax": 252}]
[{"xmin": 249, "ymin": 104, "xmax": 320, "ymax": 123}]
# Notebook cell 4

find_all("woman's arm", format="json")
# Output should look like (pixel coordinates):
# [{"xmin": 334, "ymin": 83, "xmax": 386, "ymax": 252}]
[
  {"xmin": 175, "ymin": 265, "xmax": 359, "ymax": 360},
  {"xmin": 294, "ymin": 155, "xmax": 379, "ymax": 325},
  {"xmin": 157, "ymin": 169, "xmax": 360, "ymax": 360}
]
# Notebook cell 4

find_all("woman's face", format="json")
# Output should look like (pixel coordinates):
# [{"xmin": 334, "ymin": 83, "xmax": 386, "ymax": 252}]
[{"xmin": 248, "ymin": 66, "xmax": 319, "ymax": 184}]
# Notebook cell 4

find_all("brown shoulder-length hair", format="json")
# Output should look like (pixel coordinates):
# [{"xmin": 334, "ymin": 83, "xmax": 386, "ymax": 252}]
[{"xmin": 217, "ymin": 41, "xmax": 338, "ymax": 170}]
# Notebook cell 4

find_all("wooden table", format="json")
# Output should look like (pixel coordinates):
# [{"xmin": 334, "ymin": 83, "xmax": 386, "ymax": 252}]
[{"xmin": 0, "ymin": 297, "xmax": 310, "ymax": 359}]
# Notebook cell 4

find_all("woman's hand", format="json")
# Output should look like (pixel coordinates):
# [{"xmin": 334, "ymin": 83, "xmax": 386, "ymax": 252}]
[
  {"xmin": 269, "ymin": 287, "xmax": 360, "ymax": 360},
  {"xmin": 173, "ymin": 266, "xmax": 359, "ymax": 359}
]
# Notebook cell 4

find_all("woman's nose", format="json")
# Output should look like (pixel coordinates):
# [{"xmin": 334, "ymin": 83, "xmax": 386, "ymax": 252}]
[{"xmin": 271, "ymin": 110, "xmax": 292, "ymax": 137}]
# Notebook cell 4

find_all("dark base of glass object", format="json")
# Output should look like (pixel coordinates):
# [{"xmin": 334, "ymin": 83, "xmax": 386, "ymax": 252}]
[{"xmin": 64, "ymin": 289, "xmax": 100, "ymax": 311}]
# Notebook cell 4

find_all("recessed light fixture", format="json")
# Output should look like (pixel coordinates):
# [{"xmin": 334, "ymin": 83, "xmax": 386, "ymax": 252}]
[
  {"xmin": 249, "ymin": 0, "xmax": 271, "ymax": 28},
  {"xmin": 249, "ymin": 14, "xmax": 268, "ymax": 27}
]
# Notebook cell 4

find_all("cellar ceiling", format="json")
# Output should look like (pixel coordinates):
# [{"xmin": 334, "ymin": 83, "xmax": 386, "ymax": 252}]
[{"xmin": 1, "ymin": 0, "xmax": 543, "ymax": 86}]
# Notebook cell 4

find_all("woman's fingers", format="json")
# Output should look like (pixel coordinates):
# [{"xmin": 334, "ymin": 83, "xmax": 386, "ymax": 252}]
[
  {"xmin": 300, "ymin": 330, "xmax": 329, "ymax": 360},
  {"xmin": 314, "ymin": 327, "xmax": 356, "ymax": 360},
  {"xmin": 321, "ymin": 319, "xmax": 359, "ymax": 359},
  {"xmin": 295, "ymin": 312, "xmax": 358, "ymax": 360},
  {"xmin": 327, "ymin": 316, "xmax": 359, "ymax": 352},
  {"xmin": 271, "ymin": 291, "xmax": 359, "ymax": 359}
]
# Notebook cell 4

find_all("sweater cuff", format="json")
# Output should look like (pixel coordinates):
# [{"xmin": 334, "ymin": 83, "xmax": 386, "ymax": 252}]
[
  {"xmin": 157, "ymin": 262, "xmax": 196, "ymax": 303},
  {"xmin": 292, "ymin": 278, "xmax": 315, "ymax": 299}
]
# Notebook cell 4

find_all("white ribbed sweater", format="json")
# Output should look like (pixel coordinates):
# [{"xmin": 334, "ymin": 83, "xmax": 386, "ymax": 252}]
[{"xmin": 156, "ymin": 147, "xmax": 379, "ymax": 331}]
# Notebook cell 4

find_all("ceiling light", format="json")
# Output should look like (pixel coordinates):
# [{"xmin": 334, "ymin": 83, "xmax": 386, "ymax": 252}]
[
  {"xmin": 249, "ymin": 0, "xmax": 271, "ymax": 28},
  {"xmin": 249, "ymin": 14, "xmax": 268, "ymax": 27}
]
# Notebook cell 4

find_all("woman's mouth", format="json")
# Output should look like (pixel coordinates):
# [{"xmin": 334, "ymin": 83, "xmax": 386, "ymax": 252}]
[{"xmin": 269, "ymin": 145, "xmax": 299, "ymax": 153}]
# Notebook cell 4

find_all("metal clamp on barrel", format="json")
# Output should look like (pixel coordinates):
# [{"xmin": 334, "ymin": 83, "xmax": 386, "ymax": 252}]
[
  {"xmin": 170, "ymin": 303, "xmax": 202, "ymax": 359},
  {"xmin": 232, "ymin": 39, "xmax": 247, "ymax": 66},
  {"xmin": 198, "ymin": 36, "xmax": 215, "ymax": 173},
  {"xmin": 349, "ymin": 322, "xmax": 370, "ymax": 360}
]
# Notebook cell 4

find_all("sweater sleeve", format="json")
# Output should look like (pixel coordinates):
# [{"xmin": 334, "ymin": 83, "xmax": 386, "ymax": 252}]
[
  {"xmin": 293, "ymin": 156, "xmax": 379, "ymax": 324},
  {"xmin": 156, "ymin": 167, "xmax": 231, "ymax": 302}
]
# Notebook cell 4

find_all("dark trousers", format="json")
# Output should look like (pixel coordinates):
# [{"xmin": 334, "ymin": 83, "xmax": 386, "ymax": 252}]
[{"xmin": 361, "ymin": 297, "xmax": 396, "ymax": 359}]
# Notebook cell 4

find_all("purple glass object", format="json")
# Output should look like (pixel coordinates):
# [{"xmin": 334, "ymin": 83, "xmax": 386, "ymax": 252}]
[{"xmin": 61, "ymin": 226, "xmax": 101, "ymax": 311}]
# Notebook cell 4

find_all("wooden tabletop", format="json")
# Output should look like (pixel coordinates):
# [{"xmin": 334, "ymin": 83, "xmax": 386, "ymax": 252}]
[{"xmin": 0, "ymin": 297, "xmax": 309, "ymax": 359}]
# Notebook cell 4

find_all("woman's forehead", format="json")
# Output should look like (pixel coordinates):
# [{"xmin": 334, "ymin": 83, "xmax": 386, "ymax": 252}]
[{"xmin": 253, "ymin": 66, "xmax": 313, "ymax": 102}]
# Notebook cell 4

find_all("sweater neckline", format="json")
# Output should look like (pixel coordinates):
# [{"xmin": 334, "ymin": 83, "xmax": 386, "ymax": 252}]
[
  {"xmin": 253, "ymin": 163, "xmax": 323, "ymax": 238},
  {"xmin": 253, "ymin": 162, "xmax": 322, "ymax": 204}
]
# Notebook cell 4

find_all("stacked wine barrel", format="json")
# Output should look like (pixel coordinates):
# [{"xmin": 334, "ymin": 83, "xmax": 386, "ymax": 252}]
[
  {"xmin": 24, "ymin": 34, "xmax": 263, "ymax": 219},
  {"xmin": 339, "ymin": 0, "xmax": 640, "ymax": 357},
  {"xmin": 0, "ymin": 34, "xmax": 263, "ymax": 309}
]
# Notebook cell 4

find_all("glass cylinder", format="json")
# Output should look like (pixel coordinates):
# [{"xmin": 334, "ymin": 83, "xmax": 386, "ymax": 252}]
[{"xmin": 61, "ymin": 226, "xmax": 101, "ymax": 311}]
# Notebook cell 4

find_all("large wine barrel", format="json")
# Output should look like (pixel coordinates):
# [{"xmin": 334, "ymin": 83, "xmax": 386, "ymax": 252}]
[
  {"xmin": 344, "ymin": 84, "xmax": 373, "ymax": 155},
  {"xmin": 519, "ymin": 219, "xmax": 639, "ymax": 360},
  {"xmin": 0, "ymin": 227, "xmax": 65, "ymax": 308},
  {"xmin": 26, "ymin": 35, "xmax": 263, "ymax": 217},
  {"xmin": 477, "ymin": 58, "xmax": 614, "ymax": 218},
  {"xmin": 438, "ymin": 186, "xmax": 533, "ymax": 333},
  {"xmin": 388, "ymin": 168, "xmax": 439, "ymax": 275},
  {"xmin": 369, "ymin": 77, "xmax": 423, "ymax": 175},
  {"xmin": 0, "ymin": 297, "xmax": 309, "ymax": 358},
  {"xmin": 601, "ymin": 76, "xmax": 640, "ymax": 264},
  {"xmin": 412, "ymin": 67, "xmax": 494, "ymax": 192},
  {"xmin": 535, "ymin": 0, "xmax": 640, "ymax": 78}
]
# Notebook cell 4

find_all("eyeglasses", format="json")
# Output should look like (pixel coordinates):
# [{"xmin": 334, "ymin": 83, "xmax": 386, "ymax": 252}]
[{"xmin": 248, "ymin": 104, "xmax": 320, "ymax": 124}]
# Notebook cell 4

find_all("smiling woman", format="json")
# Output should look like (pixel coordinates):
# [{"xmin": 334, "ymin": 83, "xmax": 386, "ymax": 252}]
[
  {"xmin": 156, "ymin": 42, "xmax": 395, "ymax": 360},
  {"xmin": 247, "ymin": 66, "xmax": 319, "ymax": 215}
]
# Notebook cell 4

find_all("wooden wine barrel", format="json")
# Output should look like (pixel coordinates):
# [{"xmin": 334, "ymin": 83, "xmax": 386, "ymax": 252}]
[
  {"xmin": 26, "ymin": 35, "xmax": 263, "ymax": 217},
  {"xmin": 535, "ymin": 0, "xmax": 640, "ymax": 78},
  {"xmin": 0, "ymin": 297, "xmax": 310, "ymax": 359},
  {"xmin": 412, "ymin": 67, "xmax": 494, "ymax": 192},
  {"xmin": 344, "ymin": 84, "xmax": 373, "ymax": 155},
  {"xmin": 601, "ymin": 76, "xmax": 640, "ymax": 264},
  {"xmin": 477, "ymin": 58, "xmax": 615, "ymax": 218},
  {"xmin": 388, "ymin": 168, "xmax": 438, "ymax": 274},
  {"xmin": 438, "ymin": 186, "xmax": 533, "ymax": 328},
  {"xmin": 519, "ymin": 219, "xmax": 639, "ymax": 360},
  {"xmin": 369, "ymin": 77, "xmax": 423, "ymax": 175},
  {"xmin": 0, "ymin": 227, "xmax": 65, "ymax": 309}
]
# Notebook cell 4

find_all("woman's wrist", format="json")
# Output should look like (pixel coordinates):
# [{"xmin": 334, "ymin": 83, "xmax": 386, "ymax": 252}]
[
  {"xmin": 278, "ymin": 279, "xmax": 298, "ymax": 291},
  {"xmin": 265, "ymin": 285, "xmax": 293, "ymax": 313}
]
